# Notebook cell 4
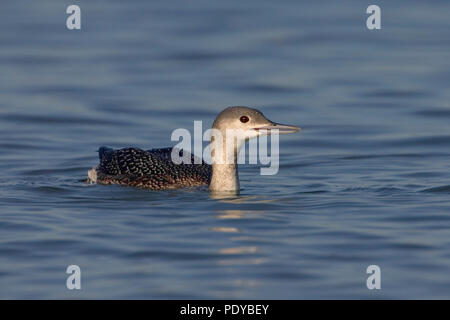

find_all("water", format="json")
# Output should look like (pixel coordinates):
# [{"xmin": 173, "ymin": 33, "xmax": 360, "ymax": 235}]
[{"xmin": 1, "ymin": 0, "xmax": 450, "ymax": 299}]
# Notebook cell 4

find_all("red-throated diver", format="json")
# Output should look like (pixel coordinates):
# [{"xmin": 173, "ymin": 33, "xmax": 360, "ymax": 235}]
[{"xmin": 87, "ymin": 106, "xmax": 300, "ymax": 193}]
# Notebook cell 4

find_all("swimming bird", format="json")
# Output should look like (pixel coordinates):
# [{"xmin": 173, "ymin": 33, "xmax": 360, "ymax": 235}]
[{"xmin": 87, "ymin": 106, "xmax": 300, "ymax": 193}]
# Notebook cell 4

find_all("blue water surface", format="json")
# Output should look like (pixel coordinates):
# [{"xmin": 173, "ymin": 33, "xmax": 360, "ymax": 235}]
[{"xmin": 0, "ymin": 0, "xmax": 450, "ymax": 299}]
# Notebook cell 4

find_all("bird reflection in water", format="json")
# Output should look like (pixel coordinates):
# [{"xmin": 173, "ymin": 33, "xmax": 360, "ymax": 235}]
[{"xmin": 210, "ymin": 207, "xmax": 269, "ymax": 267}]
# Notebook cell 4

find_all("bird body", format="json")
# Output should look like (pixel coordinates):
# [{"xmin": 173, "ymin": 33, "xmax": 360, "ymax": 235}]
[
  {"xmin": 88, "ymin": 147, "xmax": 211, "ymax": 190},
  {"xmin": 87, "ymin": 106, "xmax": 300, "ymax": 193}
]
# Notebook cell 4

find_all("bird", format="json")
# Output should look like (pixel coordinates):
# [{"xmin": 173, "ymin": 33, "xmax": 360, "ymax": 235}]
[{"xmin": 87, "ymin": 106, "xmax": 300, "ymax": 193}]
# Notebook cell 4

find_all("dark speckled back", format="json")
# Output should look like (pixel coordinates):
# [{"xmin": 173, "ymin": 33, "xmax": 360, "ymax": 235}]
[{"xmin": 96, "ymin": 147, "xmax": 211, "ymax": 190}]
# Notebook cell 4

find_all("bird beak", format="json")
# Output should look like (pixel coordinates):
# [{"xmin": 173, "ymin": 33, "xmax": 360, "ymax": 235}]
[{"xmin": 253, "ymin": 122, "xmax": 301, "ymax": 134}]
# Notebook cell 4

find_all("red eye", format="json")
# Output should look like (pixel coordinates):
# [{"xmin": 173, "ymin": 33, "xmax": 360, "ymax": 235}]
[{"xmin": 240, "ymin": 115, "xmax": 249, "ymax": 123}]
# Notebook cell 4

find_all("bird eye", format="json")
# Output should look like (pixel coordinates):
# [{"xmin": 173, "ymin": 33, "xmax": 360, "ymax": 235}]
[{"xmin": 240, "ymin": 115, "xmax": 249, "ymax": 123}]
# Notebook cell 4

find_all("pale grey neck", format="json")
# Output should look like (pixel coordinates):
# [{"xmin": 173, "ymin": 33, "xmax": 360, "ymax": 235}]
[
  {"xmin": 209, "ymin": 163, "xmax": 239, "ymax": 193},
  {"xmin": 209, "ymin": 132, "xmax": 241, "ymax": 193}
]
